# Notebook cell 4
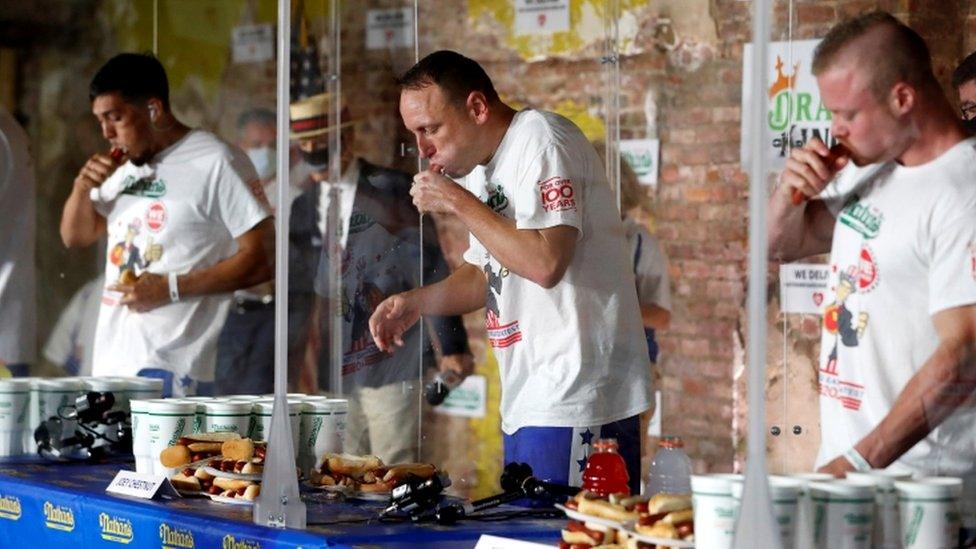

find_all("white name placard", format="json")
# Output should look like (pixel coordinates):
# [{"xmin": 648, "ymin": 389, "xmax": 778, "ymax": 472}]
[
  {"xmin": 475, "ymin": 535, "xmax": 554, "ymax": 548},
  {"xmin": 779, "ymin": 263, "xmax": 830, "ymax": 315},
  {"xmin": 106, "ymin": 470, "xmax": 179, "ymax": 500}
]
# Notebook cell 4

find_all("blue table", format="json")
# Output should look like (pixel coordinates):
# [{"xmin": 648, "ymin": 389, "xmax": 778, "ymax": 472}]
[{"xmin": 0, "ymin": 458, "xmax": 563, "ymax": 548}]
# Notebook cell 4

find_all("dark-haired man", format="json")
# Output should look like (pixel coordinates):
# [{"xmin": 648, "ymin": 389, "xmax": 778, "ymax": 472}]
[
  {"xmin": 767, "ymin": 11, "xmax": 976, "ymax": 515},
  {"xmin": 369, "ymin": 50, "xmax": 651, "ymax": 492},
  {"xmin": 61, "ymin": 53, "xmax": 273, "ymax": 396},
  {"xmin": 952, "ymin": 50, "xmax": 976, "ymax": 131}
]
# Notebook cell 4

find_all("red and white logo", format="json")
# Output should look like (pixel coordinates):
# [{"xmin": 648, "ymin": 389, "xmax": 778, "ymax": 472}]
[
  {"xmin": 812, "ymin": 292, "xmax": 823, "ymax": 307},
  {"xmin": 538, "ymin": 176, "xmax": 577, "ymax": 213},
  {"xmin": 857, "ymin": 245, "xmax": 878, "ymax": 292},
  {"xmin": 145, "ymin": 201, "xmax": 167, "ymax": 233}
]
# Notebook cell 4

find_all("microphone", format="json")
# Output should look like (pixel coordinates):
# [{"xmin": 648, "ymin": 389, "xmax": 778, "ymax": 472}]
[{"xmin": 424, "ymin": 370, "xmax": 463, "ymax": 406}]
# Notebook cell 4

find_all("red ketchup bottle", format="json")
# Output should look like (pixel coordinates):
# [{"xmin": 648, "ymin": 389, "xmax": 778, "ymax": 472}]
[{"xmin": 581, "ymin": 438, "xmax": 630, "ymax": 497}]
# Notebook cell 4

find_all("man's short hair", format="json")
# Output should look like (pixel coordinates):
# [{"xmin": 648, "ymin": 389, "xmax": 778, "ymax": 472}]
[
  {"xmin": 811, "ymin": 11, "xmax": 934, "ymax": 100},
  {"xmin": 397, "ymin": 50, "xmax": 500, "ymax": 106},
  {"xmin": 89, "ymin": 53, "xmax": 170, "ymax": 108},
  {"xmin": 952, "ymin": 50, "xmax": 976, "ymax": 90},
  {"xmin": 237, "ymin": 108, "xmax": 276, "ymax": 131}
]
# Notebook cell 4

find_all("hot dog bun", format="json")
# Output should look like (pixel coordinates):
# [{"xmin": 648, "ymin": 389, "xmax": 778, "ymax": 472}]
[
  {"xmin": 324, "ymin": 453, "xmax": 384, "ymax": 476},
  {"xmin": 382, "ymin": 463, "xmax": 436, "ymax": 483},
  {"xmin": 160, "ymin": 445, "xmax": 192, "ymax": 468},
  {"xmin": 647, "ymin": 493, "xmax": 692, "ymax": 514},
  {"xmin": 576, "ymin": 497, "xmax": 638, "ymax": 522},
  {"xmin": 221, "ymin": 438, "xmax": 255, "ymax": 462}
]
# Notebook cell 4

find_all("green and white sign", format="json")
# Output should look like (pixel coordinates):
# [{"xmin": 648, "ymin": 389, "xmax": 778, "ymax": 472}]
[{"xmin": 433, "ymin": 375, "xmax": 486, "ymax": 419}]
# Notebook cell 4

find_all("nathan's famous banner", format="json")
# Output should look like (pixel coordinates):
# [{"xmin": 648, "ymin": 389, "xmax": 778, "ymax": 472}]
[{"xmin": 741, "ymin": 39, "xmax": 837, "ymax": 171}]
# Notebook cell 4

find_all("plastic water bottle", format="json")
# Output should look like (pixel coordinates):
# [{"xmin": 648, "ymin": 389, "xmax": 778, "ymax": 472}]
[{"xmin": 646, "ymin": 435, "xmax": 692, "ymax": 495}]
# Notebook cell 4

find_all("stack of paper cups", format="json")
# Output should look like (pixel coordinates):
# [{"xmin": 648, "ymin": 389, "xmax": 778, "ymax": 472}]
[
  {"xmin": 252, "ymin": 399, "xmax": 304, "ymax": 458},
  {"xmin": 809, "ymin": 479, "xmax": 875, "ymax": 548},
  {"xmin": 202, "ymin": 400, "xmax": 254, "ymax": 436},
  {"xmin": 177, "ymin": 397, "xmax": 217, "ymax": 434},
  {"xmin": 20, "ymin": 378, "xmax": 42, "ymax": 453},
  {"xmin": 847, "ymin": 469, "xmax": 912, "ymax": 549},
  {"xmin": 129, "ymin": 399, "xmax": 153, "ymax": 474},
  {"xmin": 114, "ymin": 377, "xmax": 164, "ymax": 410},
  {"xmin": 0, "ymin": 379, "xmax": 30, "ymax": 456},
  {"xmin": 895, "ymin": 477, "xmax": 963, "ymax": 548},
  {"xmin": 730, "ymin": 476, "xmax": 802, "ymax": 548},
  {"xmin": 36, "ymin": 378, "xmax": 86, "ymax": 423},
  {"xmin": 300, "ymin": 398, "xmax": 348, "ymax": 475},
  {"xmin": 145, "ymin": 399, "xmax": 196, "ymax": 476},
  {"xmin": 789, "ymin": 473, "xmax": 836, "ymax": 549},
  {"xmin": 691, "ymin": 474, "xmax": 742, "ymax": 548}
]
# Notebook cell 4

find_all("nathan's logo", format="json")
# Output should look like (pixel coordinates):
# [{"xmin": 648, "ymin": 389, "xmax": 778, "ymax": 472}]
[
  {"xmin": 307, "ymin": 417, "xmax": 323, "ymax": 449},
  {"xmin": 120, "ymin": 175, "xmax": 167, "ymax": 198},
  {"xmin": 43, "ymin": 501, "xmax": 75, "ymax": 532},
  {"xmin": 484, "ymin": 184, "xmax": 509, "ymax": 214},
  {"xmin": 99, "ymin": 513, "xmax": 134, "ymax": 544},
  {"xmin": 0, "ymin": 495, "xmax": 21, "ymax": 520},
  {"xmin": 223, "ymin": 534, "xmax": 261, "ymax": 549},
  {"xmin": 538, "ymin": 177, "xmax": 576, "ymax": 213},
  {"xmin": 348, "ymin": 211, "xmax": 375, "ymax": 234},
  {"xmin": 839, "ymin": 200, "xmax": 883, "ymax": 239},
  {"xmin": 167, "ymin": 418, "xmax": 187, "ymax": 446},
  {"xmin": 621, "ymin": 149, "xmax": 655, "ymax": 178},
  {"xmin": 160, "ymin": 523, "xmax": 195, "ymax": 548},
  {"xmin": 766, "ymin": 56, "xmax": 831, "ymax": 133}
]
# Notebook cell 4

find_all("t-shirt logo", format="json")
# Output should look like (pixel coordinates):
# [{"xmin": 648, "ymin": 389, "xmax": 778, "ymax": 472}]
[
  {"xmin": 120, "ymin": 175, "xmax": 166, "ymax": 198},
  {"xmin": 838, "ymin": 199, "xmax": 882, "ymax": 239},
  {"xmin": 484, "ymin": 184, "xmax": 509, "ymax": 214},
  {"xmin": 538, "ymin": 176, "xmax": 577, "ymax": 213},
  {"xmin": 145, "ymin": 201, "xmax": 167, "ymax": 233}
]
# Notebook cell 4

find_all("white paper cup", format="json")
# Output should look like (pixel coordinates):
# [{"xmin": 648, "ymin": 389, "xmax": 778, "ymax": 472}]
[
  {"xmin": 895, "ymin": 477, "xmax": 962, "ymax": 549},
  {"xmin": 730, "ymin": 476, "xmax": 801, "ymax": 548},
  {"xmin": 809, "ymin": 480, "xmax": 875, "ymax": 548},
  {"xmin": 300, "ymin": 398, "xmax": 348, "ymax": 475},
  {"xmin": 202, "ymin": 400, "xmax": 254, "ymax": 436},
  {"xmin": 129, "ymin": 399, "xmax": 153, "ymax": 474},
  {"xmin": 788, "ymin": 473, "xmax": 836, "ymax": 549},
  {"xmin": 145, "ymin": 399, "xmax": 197, "ymax": 476},
  {"xmin": 82, "ymin": 377, "xmax": 129, "ymax": 411},
  {"xmin": 176, "ymin": 397, "xmax": 217, "ymax": 434},
  {"xmin": 36, "ymin": 378, "xmax": 87, "ymax": 423},
  {"xmin": 847, "ymin": 470, "xmax": 912, "ymax": 549},
  {"xmin": 113, "ymin": 377, "xmax": 164, "ymax": 409},
  {"xmin": 21, "ymin": 378, "xmax": 42, "ymax": 453},
  {"xmin": 252, "ymin": 400, "xmax": 304, "ymax": 457},
  {"xmin": 0, "ymin": 379, "xmax": 30, "ymax": 456},
  {"xmin": 692, "ymin": 474, "xmax": 742, "ymax": 548}
]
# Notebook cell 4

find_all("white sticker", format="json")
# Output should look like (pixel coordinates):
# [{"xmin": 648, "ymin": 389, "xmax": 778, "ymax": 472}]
[
  {"xmin": 779, "ymin": 263, "xmax": 830, "ymax": 315},
  {"xmin": 475, "ymin": 535, "xmax": 554, "ymax": 548},
  {"xmin": 432, "ymin": 375, "xmax": 486, "ymax": 419},
  {"xmin": 106, "ymin": 470, "xmax": 179, "ymax": 500},
  {"xmin": 366, "ymin": 8, "xmax": 413, "ymax": 50},
  {"xmin": 619, "ymin": 139, "xmax": 661, "ymax": 189},
  {"xmin": 515, "ymin": 0, "xmax": 570, "ymax": 36},
  {"xmin": 232, "ymin": 23, "xmax": 275, "ymax": 64}
]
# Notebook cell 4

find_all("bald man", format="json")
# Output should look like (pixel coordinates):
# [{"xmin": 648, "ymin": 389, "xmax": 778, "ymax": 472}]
[{"xmin": 767, "ymin": 11, "xmax": 976, "ymax": 518}]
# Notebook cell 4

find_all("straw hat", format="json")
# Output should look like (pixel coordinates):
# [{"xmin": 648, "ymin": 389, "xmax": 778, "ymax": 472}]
[{"xmin": 289, "ymin": 92, "xmax": 354, "ymax": 139}]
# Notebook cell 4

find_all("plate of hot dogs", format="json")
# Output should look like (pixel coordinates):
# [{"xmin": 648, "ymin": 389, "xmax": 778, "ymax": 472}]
[
  {"xmin": 307, "ymin": 453, "xmax": 439, "ymax": 501},
  {"xmin": 556, "ymin": 491, "xmax": 694, "ymax": 548}
]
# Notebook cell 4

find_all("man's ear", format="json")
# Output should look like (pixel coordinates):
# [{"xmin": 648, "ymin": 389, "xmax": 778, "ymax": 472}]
[
  {"xmin": 888, "ymin": 82, "xmax": 915, "ymax": 117},
  {"xmin": 147, "ymin": 98, "xmax": 165, "ymax": 123},
  {"xmin": 466, "ymin": 91, "xmax": 490, "ymax": 124}
]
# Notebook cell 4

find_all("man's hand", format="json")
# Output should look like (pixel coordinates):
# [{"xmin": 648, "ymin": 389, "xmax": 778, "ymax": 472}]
[
  {"xmin": 439, "ymin": 353, "xmax": 475, "ymax": 378},
  {"xmin": 369, "ymin": 291, "xmax": 422, "ymax": 353},
  {"xmin": 410, "ymin": 165, "xmax": 474, "ymax": 215},
  {"xmin": 109, "ymin": 273, "xmax": 169, "ymax": 313},
  {"xmin": 778, "ymin": 138, "xmax": 849, "ymax": 204},
  {"xmin": 817, "ymin": 454, "xmax": 856, "ymax": 478},
  {"xmin": 73, "ymin": 152, "xmax": 121, "ymax": 195}
]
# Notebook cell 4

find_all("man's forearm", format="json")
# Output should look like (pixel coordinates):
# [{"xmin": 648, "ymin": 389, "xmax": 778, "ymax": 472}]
[
  {"xmin": 856, "ymin": 338, "xmax": 976, "ymax": 468},
  {"xmin": 413, "ymin": 263, "xmax": 487, "ymax": 317}
]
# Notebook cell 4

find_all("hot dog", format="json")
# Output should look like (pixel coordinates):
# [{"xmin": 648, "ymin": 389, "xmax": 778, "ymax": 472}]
[
  {"xmin": 791, "ymin": 143, "xmax": 850, "ymax": 205},
  {"xmin": 159, "ymin": 432, "xmax": 242, "ymax": 468}
]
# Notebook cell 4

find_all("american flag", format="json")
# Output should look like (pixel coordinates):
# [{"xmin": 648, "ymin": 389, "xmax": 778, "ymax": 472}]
[{"xmin": 290, "ymin": 0, "xmax": 324, "ymax": 101}]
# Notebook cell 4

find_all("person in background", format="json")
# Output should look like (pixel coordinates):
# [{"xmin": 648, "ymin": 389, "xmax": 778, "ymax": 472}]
[
  {"xmin": 42, "ymin": 273, "xmax": 104, "ymax": 377},
  {"xmin": 288, "ymin": 92, "xmax": 472, "ymax": 463},
  {"xmin": 0, "ymin": 104, "xmax": 36, "ymax": 378},
  {"xmin": 371, "ymin": 51, "xmax": 652, "ymax": 493},
  {"xmin": 60, "ymin": 53, "xmax": 272, "ymax": 397},
  {"xmin": 951, "ymin": 50, "xmax": 976, "ymax": 132}
]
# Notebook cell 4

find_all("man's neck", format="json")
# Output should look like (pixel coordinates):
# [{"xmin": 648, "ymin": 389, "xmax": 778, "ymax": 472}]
[
  {"xmin": 150, "ymin": 118, "xmax": 191, "ymax": 160},
  {"xmin": 480, "ymin": 104, "xmax": 518, "ymax": 166},
  {"xmin": 898, "ymin": 98, "xmax": 968, "ymax": 167}
]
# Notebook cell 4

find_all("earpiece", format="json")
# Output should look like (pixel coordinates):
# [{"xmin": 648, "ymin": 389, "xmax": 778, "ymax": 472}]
[{"xmin": 149, "ymin": 105, "xmax": 158, "ymax": 122}]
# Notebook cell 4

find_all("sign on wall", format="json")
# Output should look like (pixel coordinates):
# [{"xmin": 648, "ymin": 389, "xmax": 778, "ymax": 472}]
[
  {"xmin": 231, "ymin": 23, "xmax": 274, "ymax": 64},
  {"xmin": 366, "ymin": 8, "xmax": 413, "ymax": 50},
  {"xmin": 432, "ymin": 375, "xmax": 487, "ymax": 418},
  {"xmin": 514, "ymin": 0, "xmax": 570, "ymax": 36},
  {"xmin": 779, "ymin": 263, "xmax": 830, "ymax": 315},
  {"xmin": 619, "ymin": 139, "xmax": 660, "ymax": 189},
  {"xmin": 741, "ymin": 39, "xmax": 834, "ymax": 171}
]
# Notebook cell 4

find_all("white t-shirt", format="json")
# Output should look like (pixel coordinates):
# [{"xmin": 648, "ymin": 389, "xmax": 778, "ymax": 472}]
[
  {"xmin": 0, "ymin": 107, "xmax": 36, "ymax": 365},
  {"xmin": 92, "ymin": 130, "xmax": 270, "ymax": 396},
  {"xmin": 461, "ymin": 109, "xmax": 653, "ymax": 434},
  {"xmin": 43, "ymin": 276, "xmax": 103, "ymax": 376},
  {"xmin": 816, "ymin": 137, "xmax": 976, "ymax": 478},
  {"xmin": 625, "ymin": 218, "xmax": 672, "ymax": 312}
]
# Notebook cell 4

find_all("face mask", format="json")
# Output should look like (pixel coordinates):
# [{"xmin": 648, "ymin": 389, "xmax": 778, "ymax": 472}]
[
  {"xmin": 300, "ymin": 146, "xmax": 330, "ymax": 168},
  {"xmin": 963, "ymin": 118, "xmax": 976, "ymax": 136},
  {"xmin": 246, "ymin": 146, "xmax": 276, "ymax": 180}
]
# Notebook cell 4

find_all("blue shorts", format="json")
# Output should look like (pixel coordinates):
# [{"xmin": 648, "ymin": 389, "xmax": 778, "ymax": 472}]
[{"xmin": 503, "ymin": 414, "xmax": 642, "ymax": 497}]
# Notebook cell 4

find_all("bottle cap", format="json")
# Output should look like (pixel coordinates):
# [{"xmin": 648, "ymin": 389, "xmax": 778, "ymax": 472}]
[
  {"xmin": 659, "ymin": 435, "xmax": 684, "ymax": 449},
  {"xmin": 592, "ymin": 438, "xmax": 619, "ymax": 452}
]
